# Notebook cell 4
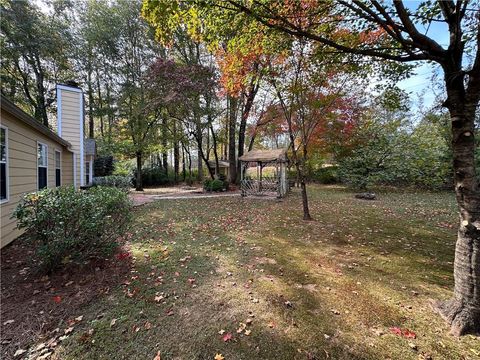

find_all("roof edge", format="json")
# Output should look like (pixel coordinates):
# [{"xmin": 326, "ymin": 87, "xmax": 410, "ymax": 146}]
[{"xmin": 1, "ymin": 94, "xmax": 72, "ymax": 149}]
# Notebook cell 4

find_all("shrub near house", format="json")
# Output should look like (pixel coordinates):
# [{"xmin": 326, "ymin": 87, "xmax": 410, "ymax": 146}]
[{"xmin": 13, "ymin": 186, "xmax": 132, "ymax": 272}]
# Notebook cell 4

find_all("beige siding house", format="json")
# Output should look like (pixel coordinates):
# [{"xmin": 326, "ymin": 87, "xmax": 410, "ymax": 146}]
[{"xmin": 0, "ymin": 83, "xmax": 93, "ymax": 248}]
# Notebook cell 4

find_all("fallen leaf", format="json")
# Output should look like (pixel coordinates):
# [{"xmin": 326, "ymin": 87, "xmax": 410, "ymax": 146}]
[
  {"xmin": 144, "ymin": 321, "xmax": 152, "ymax": 330},
  {"xmin": 64, "ymin": 327, "xmax": 74, "ymax": 335},
  {"xmin": 153, "ymin": 351, "xmax": 161, "ymax": 360},
  {"xmin": 214, "ymin": 354, "xmax": 224, "ymax": 360},
  {"xmin": 403, "ymin": 329, "xmax": 416, "ymax": 339},
  {"xmin": 244, "ymin": 329, "xmax": 251, "ymax": 336},
  {"xmin": 110, "ymin": 318, "xmax": 117, "ymax": 327},
  {"xmin": 75, "ymin": 315, "xmax": 83, "ymax": 322},
  {"xmin": 222, "ymin": 332, "xmax": 233, "ymax": 342},
  {"xmin": 218, "ymin": 329, "xmax": 225, "ymax": 335},
  {"xmin": 389, "ymin": 327, "xmax": 402, "ymax": 336},
  {"xmin": 3, "ymin": 319, "xmax": 14, "ymax": 325},
  {"xmin": 52, "ymin": 296, "xmax": 62, "ymax": 303},
  {"xmin": 14, "ymin": 349, "xmax": 26, "ymax": 357},
  {"xmin": 116, "ymin": 252, "xmax": 131, "ymax": 260}
]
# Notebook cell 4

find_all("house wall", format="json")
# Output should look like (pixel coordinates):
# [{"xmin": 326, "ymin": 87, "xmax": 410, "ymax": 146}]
[
  {"xmin": 57, "ymin": 85, "xmax": 83, "ymax": 187},
  {"xmin": 0, "ymin": 108, "xmax": 74, "ymax": 248}
]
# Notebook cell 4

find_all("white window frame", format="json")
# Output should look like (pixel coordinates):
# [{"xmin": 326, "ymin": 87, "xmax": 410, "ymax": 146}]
[
  {"xmin": 0, "ymin": 125, "xmax": 9, "ymax": 204},
  {"xmin": 55, "ymin": 149, "xmax": 61, "ymax": 187},
  {"xmin": 37, "ymin": 141, "xmax": 48, "ymax": 190}
]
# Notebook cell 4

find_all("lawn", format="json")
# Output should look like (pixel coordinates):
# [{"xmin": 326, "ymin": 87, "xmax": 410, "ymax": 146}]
[{"xmin": 5, "ymin": 185, "xmax": 480, "ymax": 359}]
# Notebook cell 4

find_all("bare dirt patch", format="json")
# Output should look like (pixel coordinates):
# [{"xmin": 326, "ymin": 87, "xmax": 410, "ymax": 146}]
[{"xmin": 1, "ymin": 240, "xmax": 131, "ymax": 359}]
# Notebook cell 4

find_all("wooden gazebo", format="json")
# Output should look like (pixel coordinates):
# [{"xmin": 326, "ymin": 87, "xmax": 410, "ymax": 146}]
[{"xmin": 239, "ymin": 148, "xmax": 289, "ymax": 198}]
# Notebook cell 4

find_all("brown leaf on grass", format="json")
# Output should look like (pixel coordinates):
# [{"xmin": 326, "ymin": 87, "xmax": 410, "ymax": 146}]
[
  {"xmin": 110, "ymin": 318, "xmax": 117, "ymax": 327},
  {"xmin": 153, "ymin": 351, "xmax": 161, "ymax": 360},
  {"xmin": 214, "ymin": 354, "xmax": 224, "ymax": 360}
]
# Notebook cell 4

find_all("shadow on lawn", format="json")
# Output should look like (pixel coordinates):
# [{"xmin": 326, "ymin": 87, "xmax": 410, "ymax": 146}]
[{"xmin": 48, "ymin": 188, "xmax": 474, "ymax": 360}]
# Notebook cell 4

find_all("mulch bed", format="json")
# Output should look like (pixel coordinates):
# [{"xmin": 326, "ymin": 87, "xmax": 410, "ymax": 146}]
[{"xmin": 1, "ymin": 240, "xmax": 131, "ymax": 359}]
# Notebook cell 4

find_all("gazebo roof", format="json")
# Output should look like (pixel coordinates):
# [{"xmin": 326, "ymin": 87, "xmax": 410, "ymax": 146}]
[{"xmin": 239, "ymin": 148, "xmax": 287, "ymax": 162}]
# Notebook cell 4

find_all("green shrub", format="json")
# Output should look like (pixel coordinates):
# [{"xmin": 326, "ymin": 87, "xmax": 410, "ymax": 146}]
[
  {"xmin": 113, "ymin": 159, "xmax": 134, "ymax": 177},
  {"xmin": 133, "ymin": 166, "xmax": 173, "ymax": 187},
  {"xmin": 310, "ymin": 166, "xmax": 338, "ymax": 184},
  {"xmin": 13, "ymin": 186, "xmax": 132, "ymax": 272},
  {"xmin": 203, "ymin": 178, "xmax": 226, "ymax": 192},
  {"xmin": 93, "ymin": 175, "xmax": 132, "ymax": 189}
]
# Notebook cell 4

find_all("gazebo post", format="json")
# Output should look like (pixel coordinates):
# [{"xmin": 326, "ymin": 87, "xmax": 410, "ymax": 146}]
[{"xmin": 259, "ymin": 161, "xmax": 263, "ymax": 193}]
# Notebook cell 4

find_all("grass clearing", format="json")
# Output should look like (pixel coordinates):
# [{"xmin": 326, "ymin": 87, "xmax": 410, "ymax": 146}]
[{"xmin": 48, "ymin": 185, "xmax": 478, "ymax": 359}]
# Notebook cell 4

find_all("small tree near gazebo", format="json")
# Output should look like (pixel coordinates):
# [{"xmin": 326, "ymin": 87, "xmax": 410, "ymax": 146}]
[{"xmin": 239, "ymin": 149, "xmax": 289, "ymax": 198}]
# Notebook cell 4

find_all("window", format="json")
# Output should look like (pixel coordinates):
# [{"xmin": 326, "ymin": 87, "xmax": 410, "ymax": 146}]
[
  {"xmin": 0, "ymin": 126, "xmax": 8, "ymax": 202},
  {"xmin": 37, "ymin": 142, "xmax": 48, "ymax": 190},
  {"xmin": 55, "ymin": 150, "xmax": 61, "ymax": 187}
]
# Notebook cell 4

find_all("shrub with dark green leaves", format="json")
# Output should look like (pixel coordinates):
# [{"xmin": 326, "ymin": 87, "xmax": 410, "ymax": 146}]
[
  {"xmin": 203, "ymin": 178, "xmax": 226, "ymax": 192},
  {"xmin": 13, "ymin": 186, "xmax": 132, "ymax": 272},
  {"xmin": 310, "ymin": 166, "xmax": 338, "ymax": 184},
  {"xmin": 94, "ymin": 155, "xmax": 115, "ymax": 177},
  {"xmin": 132, "ymin": 166, "xmax": 173, "ymax": 187}
]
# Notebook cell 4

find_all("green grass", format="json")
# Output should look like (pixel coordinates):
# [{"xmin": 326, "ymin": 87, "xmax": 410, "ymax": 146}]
[{"xmin": 53, "ymin": 185, "xmax": 479, "ymax": 360}]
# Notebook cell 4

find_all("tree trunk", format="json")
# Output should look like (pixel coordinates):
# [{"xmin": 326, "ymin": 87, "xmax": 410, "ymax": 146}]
[
  {"xmin": 162, "ymin": 117, "xmax": 168, "ymax": 175},
  {"xmin": 237, "ymin": 78, "xmax": 259, "ymax": 183},
  {"xmin": 173, "ymin": 121, "xmax": 179, "ymax": 184},
  {"xmin": 182, "ymin": 145, "xmax": 186, "ymax": 182},
  {"xmin": 87, "ymin": 63, "xmax": 94, "ymax": 139},
  {"xmin": 196, "ymin": 122, "xmax": 204, "ymax": 182},
  {"xmin": 228, "ymin": 96, "xmax": 237, "ymax": 183},
  {"xmin": 300, "ymin": 178, "xmax": 312, "ymax": 221},
  {"xmin": 433, "ymin": 76, "xmax": 480, "ymax": 336},
  {"xmin": 210, "ymin": 123, "xmax": 220, "ymax": 176},
  {"xmin": 135, "ymin": 151, "xmax": 143, "ymax": 191}
]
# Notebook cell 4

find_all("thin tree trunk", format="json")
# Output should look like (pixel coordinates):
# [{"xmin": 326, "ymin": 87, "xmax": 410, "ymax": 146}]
[
  {"xmin": 173, "ymin": 121, "xmax": 179, "ymax": 184},
  {"xmin": 162, "ymin": 117, "xmax": 168, "ymax": 175},
  {"xmin": 96, "ymin": 68, "xmax": 104, "ymax": 138},
  {"xmin": 196, "ymin": 119, "xmax": 204, "ymax": 182},
  {"xmin": 433, "ymin": 77, "xmax": 480, "ymax": 335},
  {"xmin": 182, "ymin": 145, "xmax": 186, "ymax": 182},
  {"xmin": 135, "ymin": 151, "xmax": 143, "ymax": 191},
  {"xmin": 210, "ymin": 123, "xmax": 220, "ymax": 175},
  {"xmin": 87, "ymin": 62, "xmax": 94, "ymax": 138},
  {"xmin": 228, "ymin": 96, "xmax": 237, "ymax": 183}
]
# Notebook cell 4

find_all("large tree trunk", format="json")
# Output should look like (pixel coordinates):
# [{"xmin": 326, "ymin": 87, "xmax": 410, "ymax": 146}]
[
  {"xmin": 135, "ymin": 151, "xmax": 143, "ymax": 191},
  {"xmin": 433, "ymin": 75, "xmax": 480, "ymax": 336}
]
